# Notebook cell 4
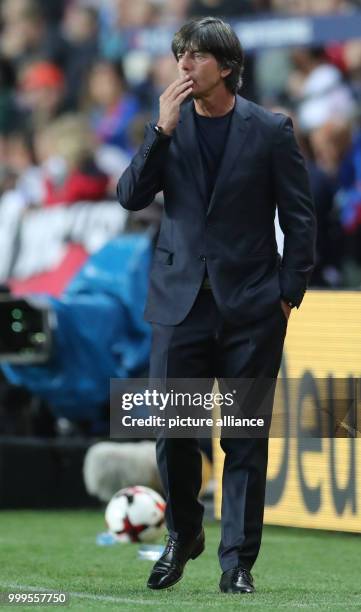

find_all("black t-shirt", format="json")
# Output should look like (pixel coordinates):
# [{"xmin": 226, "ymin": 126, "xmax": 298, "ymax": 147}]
[{"xmin": 194, "ymin": 106, "xmax": 233, "ymax": 206}]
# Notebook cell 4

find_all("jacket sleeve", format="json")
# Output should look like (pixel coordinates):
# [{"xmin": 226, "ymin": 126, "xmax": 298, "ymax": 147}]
[
  {"xmin": 116, "ymin": 123, "xmax": 172, "ymax": 211},
  {"xmin": 272, "ymin": 116, "xmax": 317, "ymax": 308}
]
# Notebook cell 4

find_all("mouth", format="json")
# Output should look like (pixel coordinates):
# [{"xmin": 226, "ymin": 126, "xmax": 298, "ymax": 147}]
[{"xmin": 181, "ymin": 73, "xmax": 196, "ymax": 85}]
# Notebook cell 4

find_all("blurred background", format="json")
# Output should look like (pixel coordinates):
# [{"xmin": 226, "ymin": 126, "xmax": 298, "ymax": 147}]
[{"xmin": 0, "ymin": 0, "xmax": 360, "ymax": 520}]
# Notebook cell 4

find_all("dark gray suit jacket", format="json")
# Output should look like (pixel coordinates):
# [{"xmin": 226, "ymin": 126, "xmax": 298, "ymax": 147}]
[{"xmin": 117, "ymin": 95, "xmax": 316, "ymax": 325}]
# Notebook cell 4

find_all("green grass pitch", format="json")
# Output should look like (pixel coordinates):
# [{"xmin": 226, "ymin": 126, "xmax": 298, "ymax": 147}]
[{"xmin": 0, "ymin": 511, "xmax": 360, "ymax": 611}]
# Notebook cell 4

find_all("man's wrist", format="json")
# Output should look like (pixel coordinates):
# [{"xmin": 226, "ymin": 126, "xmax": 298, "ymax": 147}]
[{"xmin": 152, "ymin": 123, "xmax": 172, "ymax": 138}]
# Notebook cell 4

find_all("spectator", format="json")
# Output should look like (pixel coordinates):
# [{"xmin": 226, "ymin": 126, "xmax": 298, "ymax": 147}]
[
  {"xmin": 344, "ymin": 39, "xmax": 361, "ymax": 100},
  {"xmin": 99, "ymin": 0, "xmax": 161, "ymax": 60},
  {"xmin": 308, "ymin": 122, "xmax": 347, "ymax": 286},
  {"xmin": 85, "ymin": 60, "xmax": 141, "ymax": 154},
  {"xmin": 62, "ymin": 5, "xmax": 100, "ymax": 107},
  {"xmin": 272, "ymin": 106, "xmax": 344, "ymax": 287},
  {"xmin": 17, "ymin": 61, "xmax": 69, "ymax": 131},
  {"xmin": 335, "ymin": 124, "xmax": 361, "ymax": 279},
  {"xmin": 36, "ymin": 114, "xmax": 109, "ymax": 206},
  {"xmin": 3, "ymin": 131, "xmax": 44, "ymax": 206},
  {"xmin": 0, "ymin": 0, "xmax": 34, "ymax": 26},
  {"xmin": 0, "ymin": 0, "xmax": 70, "ymax": 69},
  {"xmin": 288, "ymin": 47, "xmax": 356, "ymax": 132}
]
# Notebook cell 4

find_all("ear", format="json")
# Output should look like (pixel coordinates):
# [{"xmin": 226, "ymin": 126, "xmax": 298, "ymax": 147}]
[{"xmin": 220, "ymin": 67, "xmax": 232, "ymax": 79}]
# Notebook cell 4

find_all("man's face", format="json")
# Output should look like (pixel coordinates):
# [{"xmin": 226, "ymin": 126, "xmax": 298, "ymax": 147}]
[{"xmin": 176, "ymin": 49, "xmax": 230, "ymax": 98}]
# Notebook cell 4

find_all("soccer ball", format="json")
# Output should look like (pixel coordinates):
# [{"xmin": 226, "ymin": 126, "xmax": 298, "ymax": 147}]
[{"xmin": 105, "ymin": 485, "xmax": 166, "ymax": 543}]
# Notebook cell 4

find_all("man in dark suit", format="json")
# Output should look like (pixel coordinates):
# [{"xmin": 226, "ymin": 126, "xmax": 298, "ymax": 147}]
[{"xmin": 117, "ymin": 17, "xmax": 316, "ymax": 595}]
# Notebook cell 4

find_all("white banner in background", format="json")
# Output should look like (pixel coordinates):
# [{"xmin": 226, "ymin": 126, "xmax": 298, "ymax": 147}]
[{"xmin": 0, "ymin": 200, "xmax": 127, "ymax": 281}]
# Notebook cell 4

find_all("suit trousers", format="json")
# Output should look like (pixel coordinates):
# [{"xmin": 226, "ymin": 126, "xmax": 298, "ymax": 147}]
[{"xmin": 149, "ymin": 286, "xmax": 288, "ymax": 572}]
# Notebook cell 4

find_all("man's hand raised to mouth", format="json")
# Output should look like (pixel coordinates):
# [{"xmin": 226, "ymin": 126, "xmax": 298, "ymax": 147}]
[{"xmin": 157, "ymin": 75, "xmax": 193, "ymax": 136}]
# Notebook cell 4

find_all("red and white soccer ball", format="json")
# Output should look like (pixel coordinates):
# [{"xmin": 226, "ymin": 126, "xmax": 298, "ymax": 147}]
[{"xmin": 105, "ymin": 486, "xmax": 166, "ymax": 543}]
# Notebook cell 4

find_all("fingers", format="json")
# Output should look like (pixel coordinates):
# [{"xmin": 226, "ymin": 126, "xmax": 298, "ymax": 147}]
[
  {"xmin": 169, "ymin": 75, "xmax": 192, "ymax": 92},
  {"xmin": 172, "ymin": 80, "xmax": 193, "ymax": 100},
  {"xmin": 175, "ymin": 86, "xmax": 193, "ymax": 103},
  {"xmin": 165, "ymin": 81, "xmax": 193, "ymax": 105},
  {"xmin": 158, "ymin": 75, "xmax": 193, "ymax": 133},
  {"xmin": 162, "ymin": 75, "xmax": 192, "ymax": 100}
]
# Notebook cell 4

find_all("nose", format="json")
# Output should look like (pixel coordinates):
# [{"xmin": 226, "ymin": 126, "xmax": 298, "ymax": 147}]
[{"xmin": 178, "ymin": 52, "xmax": 193, "ymax": 72}]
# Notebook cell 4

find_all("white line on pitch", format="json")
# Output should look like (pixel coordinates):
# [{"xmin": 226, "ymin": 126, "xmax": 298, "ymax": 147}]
[{"xmin": 0, "ymin": 582, "xmax": 204, "ymax": 607}]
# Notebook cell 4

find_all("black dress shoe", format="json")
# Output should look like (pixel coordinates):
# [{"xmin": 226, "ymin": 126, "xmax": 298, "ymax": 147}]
[
  {"xmin": 147, "ymin": 529, "xmax": 205, "ymax": 590},
  {"xmin": 220, "ymin": 566, "xmax": 255, "ymax": 594}
]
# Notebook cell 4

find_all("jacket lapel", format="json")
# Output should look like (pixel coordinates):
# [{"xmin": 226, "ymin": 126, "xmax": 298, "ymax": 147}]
[
  {"xmin": 177, "ymin": 101, "xmax": 208, "ymax": 206},
  {"xmin": 206, "ymin": 95, "xmax": 252, "ymax": 216}
]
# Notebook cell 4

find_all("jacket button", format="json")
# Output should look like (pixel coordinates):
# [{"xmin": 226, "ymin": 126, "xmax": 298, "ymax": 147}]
[{"xmin": 199, "ymin": 255, "xmax": 206, "ymax": 262}]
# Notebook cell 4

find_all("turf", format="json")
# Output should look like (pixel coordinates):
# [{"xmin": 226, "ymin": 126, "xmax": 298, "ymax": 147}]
[{"xmin": 0, "ymin": 511, "xmax": 360, "ymax": 611}]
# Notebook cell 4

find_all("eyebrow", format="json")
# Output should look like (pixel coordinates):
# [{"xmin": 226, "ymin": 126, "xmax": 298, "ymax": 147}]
[{"xmin": 177, "ymin": 49, "xmax": 207, "ymax": 56}]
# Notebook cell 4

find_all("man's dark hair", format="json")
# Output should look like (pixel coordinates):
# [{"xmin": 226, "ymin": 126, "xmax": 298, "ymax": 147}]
[{"xmin": 171, "ymin": 17, "xmax": 244, "ymax": 94}]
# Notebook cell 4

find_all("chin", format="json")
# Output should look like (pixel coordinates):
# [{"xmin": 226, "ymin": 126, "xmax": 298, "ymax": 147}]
[{"xmin": 191, "ymin": 89, "xmax": 204, "ymax": 100}]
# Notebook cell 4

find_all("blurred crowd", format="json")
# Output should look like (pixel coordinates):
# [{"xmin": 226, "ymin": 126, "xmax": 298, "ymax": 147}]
[{"xmin": 0, "ymin": 0, "xmax": 361, "ymax": 286}]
